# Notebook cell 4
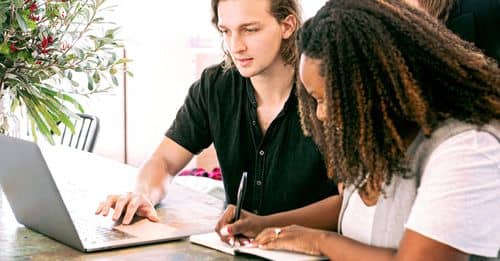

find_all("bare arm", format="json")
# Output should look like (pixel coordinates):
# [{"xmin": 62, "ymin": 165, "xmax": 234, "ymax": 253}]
[
  {"xmin": 216, "ymin": 195, "xmax": 341, "ymax": 243},
  {"xmin": 255, "ymin": 226, "xmax": 468, "ymax": 261},
  {"xmin": 135, "ymin": 137, "xmax": 194, "ymax": 205},
  {"xmin": 263, "ymin": 194, "xmax": 341, "ymax": 230},
  {"xmin": 96, "ymin": 137, "xmax": 194, "ymax": 224},
  {"xmin": 319, "ymin": 228, "xmax": 467, "ymax": 261}
]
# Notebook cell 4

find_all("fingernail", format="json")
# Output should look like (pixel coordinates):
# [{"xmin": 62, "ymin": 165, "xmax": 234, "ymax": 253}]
[
  {"xmin": 220, "ymin": 226, "xmax": 230, "ymax": 236},
  {"xmin": 229, "ymin": 238, "xmax": 235, "ymax": 247}
]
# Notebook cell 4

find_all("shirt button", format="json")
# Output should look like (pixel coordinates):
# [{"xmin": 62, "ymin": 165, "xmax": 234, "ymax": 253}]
[
  {"xmin": 259, "ymin": 150, "xmax": 264, "ymax": 156},
  {"xmin": 256, "ymin": 180, "xmax": 262, "ymax": 186},
  {"xmin": 252, "ymin": 120, "xmax": 256, "ymax": 126}
]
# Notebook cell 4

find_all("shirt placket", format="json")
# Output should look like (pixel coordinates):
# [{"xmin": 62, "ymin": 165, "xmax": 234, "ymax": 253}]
[
  {"xmin": 251, "ymin": 114, "xmax": 285, "ymax": 214},
  {"xmin": 252, "ymin": 146, "xmax": 266, "ymax": 215}
]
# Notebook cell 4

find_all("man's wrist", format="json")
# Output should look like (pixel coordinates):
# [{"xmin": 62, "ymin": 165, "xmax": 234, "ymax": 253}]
[{"xmin": 134, "ymin": 186, "xmax": 162, "ymax": 207}]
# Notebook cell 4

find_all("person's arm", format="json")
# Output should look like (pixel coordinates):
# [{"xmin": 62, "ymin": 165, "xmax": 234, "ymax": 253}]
[
  {"xmin": 255, "ymin": 225, "xmax": 468, "ymax": 261},
  {"xmin": 262, "ymin": 194, "xmax": 341, "ymax": 230},
  {"xmin": 216, "ymin": 195, "xmax": 342, "ymax": 243},
  {"xmin": 95, "ymin": 137, "xmax": 193, "ymax": 224},
  {"xmin": 135, "ymin": 137, "xmax": 194, "ymax": 205},
  {"xmin": 96, "ymin": 67, "xmax": 217, "ymax": 224},
  {"xmin": 255, "ymin": 131, "xmax": 500, "ymax": 260}
]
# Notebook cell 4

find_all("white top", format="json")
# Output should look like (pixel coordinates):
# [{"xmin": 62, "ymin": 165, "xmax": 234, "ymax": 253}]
[
  {"xmin": 341, "ymin": 190, "xmax": 376, "ymax": 245},
  {"xmin": 405, "ymin": 130, "xmax": 500, "ymax": 257},
  {"xmin": 340, "ymin": 130, "xmax": 500, "ymax": 257}
]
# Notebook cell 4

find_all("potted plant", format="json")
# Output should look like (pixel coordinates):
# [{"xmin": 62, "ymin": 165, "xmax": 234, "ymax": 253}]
[{"xmin": 0, "ymin": 0, "xmax": 129, "ymax": 143}]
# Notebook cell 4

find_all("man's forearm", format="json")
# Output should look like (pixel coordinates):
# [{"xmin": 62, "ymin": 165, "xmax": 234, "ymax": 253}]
[{"xmin": 135, "ymin": 155, "xmax": 174, "ymax": 206}]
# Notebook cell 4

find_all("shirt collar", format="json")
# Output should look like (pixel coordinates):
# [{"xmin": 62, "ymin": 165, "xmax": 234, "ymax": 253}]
[{"xmin": 245, "ymin": 78, "xmax": 297, "ymax": 113}]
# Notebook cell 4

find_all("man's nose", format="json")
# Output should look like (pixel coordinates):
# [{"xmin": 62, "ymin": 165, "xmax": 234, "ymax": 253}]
[{"xmin": 229, "ymin": 34, "xmax": 246, "ymax": 53}]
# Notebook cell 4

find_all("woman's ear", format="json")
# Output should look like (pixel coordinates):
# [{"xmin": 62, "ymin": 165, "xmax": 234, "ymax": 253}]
[{"xmin": 280, "ymin": 14, "xmax": 297, "ymax": 39}]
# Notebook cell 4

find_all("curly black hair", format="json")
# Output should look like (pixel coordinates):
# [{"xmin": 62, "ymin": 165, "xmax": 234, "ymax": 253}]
[{"xmin": 297, "ymin": 0, "xmax": 500, "ymax": 193}]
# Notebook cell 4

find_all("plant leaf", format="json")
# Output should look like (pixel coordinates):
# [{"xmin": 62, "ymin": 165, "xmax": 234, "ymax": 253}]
[{"xmin": 15, "ymin": 11, "xmax": 28, "ymax": 32}]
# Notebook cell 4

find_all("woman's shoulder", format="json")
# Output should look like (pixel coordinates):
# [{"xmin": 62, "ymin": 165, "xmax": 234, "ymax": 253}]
[
  {"xmin": 425, "ymin": 128, "xmax": 500, "ymax": 173},
  {"xmin": 406, "ymin": 128, "xmax": 500, "ymax": 257}
]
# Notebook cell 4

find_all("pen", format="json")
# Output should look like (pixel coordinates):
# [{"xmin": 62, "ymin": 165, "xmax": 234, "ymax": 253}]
[{"xmin": 233, "ymin": 171, "xmax": 248, "ymax": 222}]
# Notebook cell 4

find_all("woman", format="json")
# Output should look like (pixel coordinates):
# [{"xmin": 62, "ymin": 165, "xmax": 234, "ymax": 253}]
[{"xmin": 250, "ymin": 0, "xmax": 500, "ymax": 259}]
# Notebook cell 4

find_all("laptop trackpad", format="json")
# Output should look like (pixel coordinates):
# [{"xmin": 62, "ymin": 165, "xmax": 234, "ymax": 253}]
[{"xmin": 114, "ymin": 219, "xmax": 178, "ymax": 239}]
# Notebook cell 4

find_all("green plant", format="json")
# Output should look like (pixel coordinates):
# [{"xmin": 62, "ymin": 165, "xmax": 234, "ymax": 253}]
[{"xmin": 0, "ymin": 0, "xmax": 129, "ymax": 143}]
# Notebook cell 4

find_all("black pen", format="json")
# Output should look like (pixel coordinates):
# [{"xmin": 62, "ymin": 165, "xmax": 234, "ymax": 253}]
[{"xmin": 233, "ymin": 172, "xmax": 248, "ymax": 222}]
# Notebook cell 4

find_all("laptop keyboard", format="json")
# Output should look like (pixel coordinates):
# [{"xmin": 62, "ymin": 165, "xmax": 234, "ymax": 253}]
[
  {"xmin": 77, "ymin": 220, "xmax": 135, "ymax": 244},
  {"xmin": 51, "ymin": 174, "xmax": 137, "ymax": 244}
]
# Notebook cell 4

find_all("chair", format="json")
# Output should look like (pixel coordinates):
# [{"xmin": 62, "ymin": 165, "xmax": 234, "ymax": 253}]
[{"xmin": 59, "ymin": 113, "xmax": 100, "ymax": 152}]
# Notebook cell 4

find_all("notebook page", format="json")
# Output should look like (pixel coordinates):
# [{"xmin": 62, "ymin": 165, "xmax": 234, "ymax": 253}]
[{"xmin": 190, "ymin": 232, "xmax": 327, "ymax": 260}]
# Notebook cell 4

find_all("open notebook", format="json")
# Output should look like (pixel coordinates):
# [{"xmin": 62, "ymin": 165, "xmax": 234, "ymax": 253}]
[{"xmin": 190, "ymin": 232, "xmax": 327, "ymax": 260}]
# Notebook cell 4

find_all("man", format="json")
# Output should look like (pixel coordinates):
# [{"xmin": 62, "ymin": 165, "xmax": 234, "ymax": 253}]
[
  {"xmin": 96, "ymin": 0, "xmax": 337, "ymax": 226},
  {"xmin": 404, "ymin": 0, "xmax": 500, "ymax": 63}
]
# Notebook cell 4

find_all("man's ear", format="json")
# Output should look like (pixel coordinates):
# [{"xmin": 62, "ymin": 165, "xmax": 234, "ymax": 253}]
[{"xmin": 280, "ymin": 14, "xmax": 298, "ymax": 39}]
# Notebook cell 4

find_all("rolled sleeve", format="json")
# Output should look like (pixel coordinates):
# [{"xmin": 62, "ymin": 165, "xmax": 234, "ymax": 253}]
[{"xmin": 166, "ymin": 77, "xmax": 212, "ymax": 155}]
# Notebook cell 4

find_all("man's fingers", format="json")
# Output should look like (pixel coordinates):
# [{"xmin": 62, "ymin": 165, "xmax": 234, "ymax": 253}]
[
  {"xmin": 112, "ymin": 193, "xmax": 131, "ymax": 221},
  {"xmin": 141, "ymin": 205, "xmax": 159, "ymax": 222},
  {"xmin": 147, "ymin": 210, "xmax": 160, "ymax": 222},
  {"xmin": 100, "ymin": 195, "xmax": 118, "ymax": 216},
  {"xmin": 122, "ymin": 196, "xmax": 141, "ymax": 225},
  {"xmin": 95, "ymin": 202, "xmax": 104, "ymax": 214},
  {"xmin": 135, "ymin": 196, "xmax": 159, "ymax": 222},
  {"xmin": 95, "ymin": 193, "xmax": 159, "ymax": 225}
]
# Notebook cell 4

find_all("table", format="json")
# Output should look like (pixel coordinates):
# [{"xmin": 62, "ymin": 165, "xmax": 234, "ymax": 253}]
[{"xmin": 0, "ymin": 145, "xmax": 260, "ymax": 260}]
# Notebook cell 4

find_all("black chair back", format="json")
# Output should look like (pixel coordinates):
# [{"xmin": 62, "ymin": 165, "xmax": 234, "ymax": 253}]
[{"xmin": 59, "ymin": 113, "xmax": 100, "ymax": 152}]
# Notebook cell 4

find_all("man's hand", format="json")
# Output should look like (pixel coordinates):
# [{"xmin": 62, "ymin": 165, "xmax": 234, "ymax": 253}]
[{"xmin": 95, "ymin": 192, "xmax": 159, "ymax": 225}]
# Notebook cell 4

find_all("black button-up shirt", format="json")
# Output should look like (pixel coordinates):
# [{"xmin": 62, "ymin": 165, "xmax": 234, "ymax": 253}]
[{"xmin": 166, "ymin": 64, "xmax": 337, "ymax": 215}]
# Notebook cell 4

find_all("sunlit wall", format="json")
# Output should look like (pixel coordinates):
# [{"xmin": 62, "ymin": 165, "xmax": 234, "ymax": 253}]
[{"xmin": 87, "ymin": 0, "xmax": 327, "ymax": 167}]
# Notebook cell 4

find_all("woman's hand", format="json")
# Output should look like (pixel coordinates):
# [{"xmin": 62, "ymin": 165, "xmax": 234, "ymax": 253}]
[
  {"xmin": 253, "ymin": 225, "xmax": 326, "ymax": 256},
  {"xmin": 215, "ymin": 205, "xmax": 269, "ymax": 245}
]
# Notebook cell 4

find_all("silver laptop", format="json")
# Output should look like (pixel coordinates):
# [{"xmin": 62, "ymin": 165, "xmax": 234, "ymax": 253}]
[{"xmin": 0, "ymin": 134, "xmax": 223, "ymax": 252}]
